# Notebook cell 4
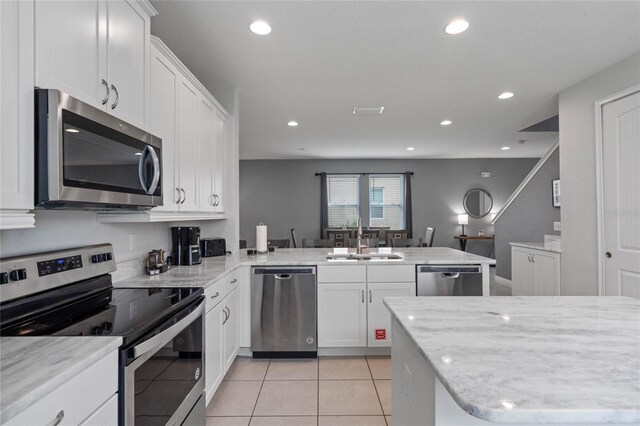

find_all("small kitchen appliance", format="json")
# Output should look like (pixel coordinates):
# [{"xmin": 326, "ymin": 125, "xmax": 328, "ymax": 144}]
[
  {"xmin": 172, "ymin": 227, "xmax": 202, "ymax": 265},
  {"xmin": 200, "ymin": 238, "xmax": 227, "ymax": 257}
]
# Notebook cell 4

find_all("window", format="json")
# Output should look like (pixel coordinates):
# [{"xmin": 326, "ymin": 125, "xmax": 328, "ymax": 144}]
[
  {"xmin": 369, "ymin": 175, "xmax": 404, "ymax": 229},
  {"xmin": 327, "ymin": 175, "xmax": 360, "ymax": 228},
  {"xmin": 325, "ymin": 174, "xmax": 405, "ymax": 229}
]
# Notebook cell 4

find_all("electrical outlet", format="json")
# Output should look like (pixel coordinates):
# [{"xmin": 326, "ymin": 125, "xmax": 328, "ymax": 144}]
[
  {"xmin": 553, "ymin": 222, "xmax": 561, "ymax": 232},
  {"xmin": 129, "ymin": 233, "xmax": 137, "ymax": 251}
]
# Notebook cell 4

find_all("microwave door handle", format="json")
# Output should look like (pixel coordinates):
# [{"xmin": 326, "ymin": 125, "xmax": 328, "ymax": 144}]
[
  {"xmin": 132, "ymin": 302, "xmax": 203, "ymax": 359},
  {"xmin": 147, "ymin": 146, "xmax": 160, "ymax": 194}
]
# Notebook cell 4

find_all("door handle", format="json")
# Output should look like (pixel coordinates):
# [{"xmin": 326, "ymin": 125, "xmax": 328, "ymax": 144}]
[
  {"xmin": 605, "ymin": 251, "xmax": 612, "ymax": 259},
  {"xmin": 361, "ymin": 290, "xmax": 365, "ymax": 303},
  {"xmin": 369, "ymin": 290, "xmax": 372, "ymax": 303},
  {"xmin": 176, "ymin": 188, "xmax": 182, "ymax": 204},
  {"xmin": 214, "ymin": 194, "xmax": 220, "ymax": 206},
  {"xmin": 101, "ymin": 79, "xmax": 110, "ymax": 105},
  {"xmin": 230, "ymin": 278, "xmax": 238, "ymax": 284},
  {"xmin": 210, "ymin": 291, "xmax": 220, "ymax": 299},
  {"xmin": 180, "ymin": 188, "xmax": 186, "ymax": 204},
  {"xmin": 51, "ymin": 410, "xmax": 64, "ymax": 426},
  {"xmin": 441, "ymin": 272, "xmax": 460, "ymax": 279},
  {"xmin": 274, "ymin": 274, "xmax": 291, "ymax": 280},
  {"xmin": 137, "ymin": 146, "xmax": 160, "ymax": 195},
  {"xmin": 110, "ymin": 84, "xmax": 119, "ymax": 109}
]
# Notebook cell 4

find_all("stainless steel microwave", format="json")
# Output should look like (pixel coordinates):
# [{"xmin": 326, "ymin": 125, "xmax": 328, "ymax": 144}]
[{"xmin": 35, "ymin": 89, "xmax": 163, "ymax": 209}]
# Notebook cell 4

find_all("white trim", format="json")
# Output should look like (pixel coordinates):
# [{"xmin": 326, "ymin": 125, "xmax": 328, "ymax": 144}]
[
  {"xmin": 594, "ymin": 83, "xmax": 640, "ymax": 296},
  {"xmin": 491, "ymin": 138, "xmax": 559, "ymax": 224},
  {"xmin": 96, "ymin": 211, "xmax": 227, "ymax": 223},
  {"xmin": 0, "ymin": 211, "xmax": 36, "ymax": 230},
  {"xmin": 136, "ymin": 0, "xmax": 158, "ymax": 17},
  {"xmin": 150, "ymin": 36, "xmax": 230, "ymax": 119}
]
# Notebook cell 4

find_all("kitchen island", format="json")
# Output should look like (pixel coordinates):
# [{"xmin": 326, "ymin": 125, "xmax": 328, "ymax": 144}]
[{"xmin": 384, "ymin": 296, "xmax": 640, "ymax": 425}]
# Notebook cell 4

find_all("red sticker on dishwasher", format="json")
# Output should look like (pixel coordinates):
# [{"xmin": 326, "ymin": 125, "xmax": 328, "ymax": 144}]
[{"xmin": 375, "ymin": 329, "xmax": 387, "ymax": 340}]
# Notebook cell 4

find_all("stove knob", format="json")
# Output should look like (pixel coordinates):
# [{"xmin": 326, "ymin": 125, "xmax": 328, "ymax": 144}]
[
  {"xmin": 9, "ymin": 269, "xmax": 27, "ymax": 281},
  {"xmin": 106, "ymin": 253, "xmax": 113, "ymax": 261},
  {"xmin": 91, "ymin": 255, "xmax": 98, "ymax": 263},
  {"xmin": 0, "ymin": 272, "xmax": 8, "ymax": 285}
]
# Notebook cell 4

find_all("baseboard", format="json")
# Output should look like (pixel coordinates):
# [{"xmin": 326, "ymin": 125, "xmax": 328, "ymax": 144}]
[
  {"xmin": 494, "ymin": 275, "xmax": 512, "ymax": 287},
  {"xmin": 235, "ymin": 347, "xmax": 391, "ymax": 357}
]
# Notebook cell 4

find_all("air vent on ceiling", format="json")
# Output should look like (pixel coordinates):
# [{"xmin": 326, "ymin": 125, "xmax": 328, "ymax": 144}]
[{"xmin": 353, "ymin": 106, "xmax": 384, "ymax": 115}]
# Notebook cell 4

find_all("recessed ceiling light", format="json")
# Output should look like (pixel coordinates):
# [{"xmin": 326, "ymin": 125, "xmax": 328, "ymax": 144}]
[
  {"xmin": 287, "ymin": 121, "xmax": 298, "ymax": 127},
  {"xmin": 250, "ymin": 20, "xmax": 271, "ymax": 35},
  {"xmin": 444, "ymin": 19, "xmax": 469, "ymax": 35},
  {"xmin": 353, "ymin": 106, "xmax": 384, "ymax": 115},
  {"xmin": 65, "ymin": 128, "xmax": 79, "ymax": 133},
  {"xmin": 498, "ymin": 92, "xmax": 514, "ymax": 100},
  {"xmin": 298, "ymin": 148, "xmax": 306, "ymax": 151},
  {"xmin": 501, "ymin": 146, "xmax": 511, "ymax": 150},
  {"xmin": 406, "ymin": 147, "xmax": 415, "ymax": 151},
  {"xmin": 440, "ymin": 120, "xmax": 452, "ymax": 126}
]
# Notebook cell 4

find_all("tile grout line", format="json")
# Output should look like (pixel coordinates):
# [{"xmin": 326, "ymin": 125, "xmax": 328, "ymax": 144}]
[
  {"xmin": 366, "ymin": 356, "xmax": 388, "ymax": 426},
  {"xmin": 249, "ymin": 358, "xmax": 271, "ymax": 423}
]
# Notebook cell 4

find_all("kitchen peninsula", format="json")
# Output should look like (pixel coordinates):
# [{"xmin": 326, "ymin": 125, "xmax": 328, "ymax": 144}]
[{"xmin": 384, "ymin": 296, "xmax": 640, "ymax": 425}]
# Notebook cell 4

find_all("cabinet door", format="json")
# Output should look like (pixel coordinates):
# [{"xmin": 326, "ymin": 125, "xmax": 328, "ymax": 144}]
[
  {"xmin": 149, "ymin": 44, "xmax": 179, "ymax": 211},
  {"xmin": 205, "ymin": 303, "xmax": 224, "ymax": 403},
  {"xmin": 105, "ymin": 0, "xmax": 149, "ymax": 128},
  {"xmin": 534, "ymin": 251, "xmax": 561, "ymax": 296},
  {"xmin": 212, "ymin": 108, "xmax": 227, "ymax": 212},
  {"xmin": 78, "ymin": 394, "xmax": 117, "ymax": 426},
  {"xmin": 367, "ymin": 282, "xmax": 415, "ymax": 347},
  {"xmin": 511, "ymin": 247, "xmax": 533, "ymax": 296},
  {"xmin": 223, "ymin": 287, "xmax": 239, "ymax": 371},
  {"xmin": 1, "ymin": 1, "xmax": 34, "ymax": 215},
  {"xmin": 176, "ymin": 77, "xmax": 200, "ymax": 211},
  {"xmin": 198, "ymin": 96, "xmax": 215, "ymax": 212},
  {"xmin": 35, "ymin": 0, "xmax": 106, "ymax": 109},
  {"xmin": 237, "ymin": 267, "xmax": 251, "ymax": 348},
  {"xmin": 318, "ymin": 283, "xmax": 367, "ymax": 347}
]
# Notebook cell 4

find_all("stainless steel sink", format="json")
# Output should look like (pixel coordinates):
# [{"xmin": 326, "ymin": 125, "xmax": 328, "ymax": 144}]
[{"xmin": 326, "ymin": 252, "xmax": 404, "ymax": 261}]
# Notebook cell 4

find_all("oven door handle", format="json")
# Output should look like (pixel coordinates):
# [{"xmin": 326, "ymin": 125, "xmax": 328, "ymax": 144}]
[
  {"xmin": 132, "ymin": 301, "xmax": 203, "ymax": 359},
  {"xmin": 138, "ymin": 146, "xmax": 161, "ymax": 195}
]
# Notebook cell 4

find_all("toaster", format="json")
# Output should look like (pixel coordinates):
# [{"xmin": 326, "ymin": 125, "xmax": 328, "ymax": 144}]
[{"xmin": 201, "ymin": 238, "xmax": 227, "ymax": 257}]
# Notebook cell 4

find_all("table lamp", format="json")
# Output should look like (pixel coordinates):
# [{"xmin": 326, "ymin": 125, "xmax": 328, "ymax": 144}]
[{"xmin": 458, "ymin": 214, "xmax": 468, "ymax": 236}]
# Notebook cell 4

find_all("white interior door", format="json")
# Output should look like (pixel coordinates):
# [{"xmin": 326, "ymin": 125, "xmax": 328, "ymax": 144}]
[{"xmin": 602, "ymin": 90, "xmax": 640, "ymax": 298}]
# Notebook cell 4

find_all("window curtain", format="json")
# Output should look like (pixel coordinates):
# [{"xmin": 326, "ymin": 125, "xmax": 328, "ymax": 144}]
[
  {"xmin": 320, "ymin": 172, "xmax": 328, "ymax": 238},
  {"xmin": 404, "ymin": 172, "xmax": 413, "ymax": 237}
]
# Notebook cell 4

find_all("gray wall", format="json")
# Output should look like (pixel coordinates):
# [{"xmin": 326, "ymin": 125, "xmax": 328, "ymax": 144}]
[
  {"xmin": 494, "ymin": 148, "xmax": 561, "ymax": 280},
  {"xmin": 559, "ymin": 52, "xmax": 640, "ymax": 295},
  {"xmin": 240, "ymin": 158, "xmax": 538, "ymax": 259}
]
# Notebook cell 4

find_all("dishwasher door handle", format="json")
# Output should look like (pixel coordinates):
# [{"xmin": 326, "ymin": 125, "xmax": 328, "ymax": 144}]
[
  {"xmin": 274, "ymin": 274, "xmax": 291, "ymax": 280},
  {"xmin": 441, "ymin": 272, "xmax": 460, "ymax": 279}
]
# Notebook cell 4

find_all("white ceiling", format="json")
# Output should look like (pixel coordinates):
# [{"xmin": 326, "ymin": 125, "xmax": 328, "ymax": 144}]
[{"xmin": 150, "ymin": 1, "xmax": 640, "ymax": 160}]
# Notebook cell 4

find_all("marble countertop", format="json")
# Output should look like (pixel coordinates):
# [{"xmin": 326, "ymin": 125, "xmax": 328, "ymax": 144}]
[
  {"xmin": 0, "ymin": 336, "xmax": 122, "ymax": 423},
  {"xmin": 114, "ymin": 247, "xmax": 494, "ymax": 289},
  {"xmin": 384, "ymin": 296, "xmax": 640, "ymax": 424},
  {"xmin": 510, "ymin": 241, "xmax": 562, "ymax": 253}
]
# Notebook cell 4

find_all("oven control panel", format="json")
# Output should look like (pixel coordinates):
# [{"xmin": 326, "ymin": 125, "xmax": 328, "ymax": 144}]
[{"xmin": 37, "ymin": 255, "xmax": 83, "ymax": 276}]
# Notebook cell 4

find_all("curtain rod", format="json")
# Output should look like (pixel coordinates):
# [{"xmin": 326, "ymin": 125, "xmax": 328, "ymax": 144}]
[{"xmin": 315, "ymin": 172, "xmax": 414, "ymax": 176}]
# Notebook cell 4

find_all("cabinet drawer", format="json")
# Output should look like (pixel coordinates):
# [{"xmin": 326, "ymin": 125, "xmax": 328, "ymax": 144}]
[
  {"xmin": 367, "ymin": 265, "xmax": 415, "ymax": 282},
  {"xmin": 7, "ymin": 350, "xmax": 118, "ymax": 426},
  {"xmin": 225, "ymin": 269, "xmax": 240, "ymax": 295},
  {"xmin": 206, "ymin": 279, "xmax": 225, "ymax": 312},
  {"xmin": 318, "ymin": 265, "xmax": 366, "ymax": 283},
  {"xmin": 79, "ymin": 393, "xmax": 117, "ymax": 425}
]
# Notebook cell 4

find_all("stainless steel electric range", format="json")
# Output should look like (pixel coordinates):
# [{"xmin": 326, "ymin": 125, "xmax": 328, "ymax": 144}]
[{"xmin": 0, "ymin": 244, "xmax": 205, "ymax": 426}]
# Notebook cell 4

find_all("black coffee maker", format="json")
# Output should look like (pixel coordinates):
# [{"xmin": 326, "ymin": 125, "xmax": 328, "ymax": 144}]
[{"xmin": 171, "ymin": 227, "xmax": 202, "ymax": 265}]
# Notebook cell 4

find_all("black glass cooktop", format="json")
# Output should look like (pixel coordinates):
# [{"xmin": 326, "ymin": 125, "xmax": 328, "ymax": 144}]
[{"xmin": 0, "ymin": 274, "xmax": 203, "ymax": 346}]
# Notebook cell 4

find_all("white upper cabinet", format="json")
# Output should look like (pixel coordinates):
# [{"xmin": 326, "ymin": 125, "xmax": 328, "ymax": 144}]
[
  {"xmin": 0, "ymin": 0, "xmax": 35, "ymax": 229},
  {"xmin": 35, "ymin": 0, "xmax": 154, "ymax": 130},
  {"xmin": 199, "ymin": 96, "xmax": 216, "ymax": 212},
  {"xmin": 212, "ymin": 108, "xmax": 228, "ymax": 213},
  {"xmin": 176, "ymin": 78, "xmax": 200, "ymax": 211}
]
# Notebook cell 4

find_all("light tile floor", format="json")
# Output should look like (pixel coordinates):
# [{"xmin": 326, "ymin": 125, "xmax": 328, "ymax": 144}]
[{"xmin": 206, "ymin": 356, "xmax": 392, "ymax": 426}]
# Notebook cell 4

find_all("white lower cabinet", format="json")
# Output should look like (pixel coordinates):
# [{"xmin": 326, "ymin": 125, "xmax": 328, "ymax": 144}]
[
  {"xmin": 318, "ymin": 282, "xmax": 368, "ymax": 347},
  {"xmin": 237, "ymin": 266, "xmax": 251, "ymax": 348},
  {"xmin": 205, "ymin": 283, "xmax": 240, "ymax": 403},
  {"xmin": 511, "ymin": 246, "xmax": 561, "ymax": 296},
  {"xmin": 317, "ymin": 265, "xmax": 416, "ymax": 348},
  {"xmin": 367, "ymin": 282, "xmax": 415, "ymax": 347},
  {"xmin": 7, "ymin": 350, "xmax": 118, "ymax": 425}
]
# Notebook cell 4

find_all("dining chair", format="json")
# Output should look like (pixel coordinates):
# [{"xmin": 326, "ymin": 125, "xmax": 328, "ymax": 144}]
[
  {"xmin": 385, "ymin": 230, "xmax": 409, "ymax": 246},
  {"xmin": 360, "ymin": 229, "xmax": 380, "ymax": 239},
  {"xmin": 423, "ymin": 227, "xmax": 436, "ymax": 247},
  {"xmin": 302, "ymin": 239, "xmax": 333, "ymax": 248},
  {"xmin": 267, "ymin": 239, "xmax": 290, "ymax": 248},
  {"xmin": 239, "ymin": 240, "xmax": 247, "ymax": 249},
  {"xmin": 391, "ymin": 238, "xmax": 423, "ymax": 248},
  {"xmin": 348, "ymin": 238, "xmax": 380, "ymax": 248}
]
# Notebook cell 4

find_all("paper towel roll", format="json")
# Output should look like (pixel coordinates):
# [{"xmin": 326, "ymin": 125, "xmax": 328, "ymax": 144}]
[{"xmin": 256, "ymin": 223, "xmax": 268, "ymax": 253}]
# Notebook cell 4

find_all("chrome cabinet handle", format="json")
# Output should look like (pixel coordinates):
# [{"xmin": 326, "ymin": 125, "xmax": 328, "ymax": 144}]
[
  {"xmin": 369, "ymin": 290, "xmax": 372, "ymax": 303},
  {"xmin": 214, "ymin": 194, "xmax": 220, "ymax": 206},
  {"xmin": 101, "ymin": 79, "xmax": 110, "ymax": 105},
  {"xmin": 230, "ymin": 278, "xmax": 237, "ymax": 284},
  {"xmin": 176, "ymin": 188, "xmax": 182, "ymax": 204},
  {"xmin": 52, "ymin": 410, "xmax": 64, "ymax": 426},
  {"xmin": 361, "ymin": 290, "xmax": 365, "ymax": 303},
  {"xmin": 210, "ymin": 291, "xmax": 220, "ymax": 299},
  {"xmin": 110, "ymin": 84, "xmax": 119, "ymax": 109},
  {"xmin": 222, "ymin": 307, "xmax": 230, "ymax": 324},
  {"xmin": 180, "ymin": 188, "xmax": 186, "ymax": 204},
  {"xmin": 209, "ymin": 194, "xmax": 214, "ymax": 206}
]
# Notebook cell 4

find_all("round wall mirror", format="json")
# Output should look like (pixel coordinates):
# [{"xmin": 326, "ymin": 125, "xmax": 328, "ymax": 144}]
[{"xmin": 463, "ymin": 189, "xmax": 493, "ymax": 218}]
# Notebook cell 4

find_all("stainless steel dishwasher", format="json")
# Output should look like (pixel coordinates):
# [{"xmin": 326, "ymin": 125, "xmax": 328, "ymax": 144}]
[
  {"xmin": 416, "ymin": 265, "xmax": 482, "ymax": 296},
  {"xmin": 251, "ymin": 266, "xmax": 317, "ymax": 358}
]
